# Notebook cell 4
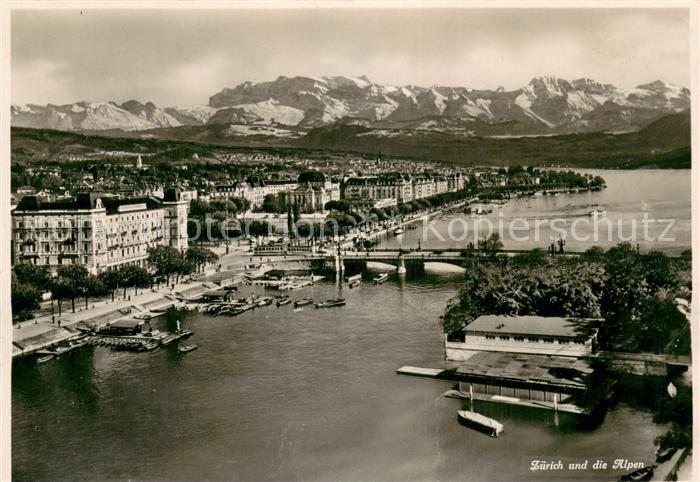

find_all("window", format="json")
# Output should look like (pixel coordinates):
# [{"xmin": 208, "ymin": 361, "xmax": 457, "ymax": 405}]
[
  {"xmin": 514, "ymin": 336, "xmax": 525, "ymax": 342},
  {"xmin": 499, "ymin": 335, "xmax": 510, "ymax": 341}
]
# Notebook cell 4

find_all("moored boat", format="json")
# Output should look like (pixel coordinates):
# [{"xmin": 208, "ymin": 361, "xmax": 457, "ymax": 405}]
[
  {"xmin": 37, "ymin": 355, "xmax": 54, "ymax": 364},
  {"xmin": 178, "ymin": 344, "xmax": 198, "ymax": 354},
  {"xmin": 393, "ymin": 227, "xmax": 404, "ymax": 235},
  {"xmin": 315, "ymin": 298, "xmax": 346, "ymax": 308},
  {"xmin": 345, "ymin": 273, "xmax": 361, "ymax": 283},
  {"xmin": 373, "ymin": 273, "xmax": 390, "ymax": 284},
  {"xmin": 257, "ymin": 296, "xmax": 274, "ymax": 307},
  {"xmin": 349, "ymin": 280, "xmax": 361, "ymax": 288},
  {"xmin": 277, "ymin": 298, "xmax": 292, "ymax": 306},
  {"xmin": 294, "ymin": 298, "xmax": 314, "ymax": 307},
  {"xmin": 457, "ymin": 410, "xmax": 503, "ymax": 437}
]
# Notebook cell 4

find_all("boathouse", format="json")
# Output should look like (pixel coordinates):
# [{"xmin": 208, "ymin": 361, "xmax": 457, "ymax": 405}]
[
  {"xmin": 453, "ymin": 351, "xmax": 596, "ymax": 412},
  {"xmin": 200, "ymin": 289, "xmax": 234, "ymax": 302},
  {"xmin": 101, "ymin": 319, "xmax": 145, "ymax": 336},
  {"xmin": 445, "ymin": 315, "xmax": 600, "ymax": 360}
]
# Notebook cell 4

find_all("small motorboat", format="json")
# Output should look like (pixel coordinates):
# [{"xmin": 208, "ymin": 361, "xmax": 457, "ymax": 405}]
[
  {"xmin": 393, "ymin": 227, "xmax": 404, "ymax": 235},
  {"xmin": 457, "ymin": 410, "xmax": 504, "ymax": 437},
  {"xmin": 315, "ymin": 298, "xmax": 346, "ymax": 308},
  {"xmin": 277, "ymin": 298, "xmax": 292, "ymax": 307},
  {"xmin": 178, "ymin": 344, "xmax": 199, "ymax": 354},
  {"xmin": 345, "ymin": 274, "xmax": 361, "ymax": 283},
  {"xmin": 294, "ymin": 299, "xmax": 314, "ymax": 307},
  {"xmin": 37, "ymin": 355, "xmax": 54, "ymax": 364},
  {"xmin": 257, "ymin": 296, "xmax": 274, "ymax": 307},
  {"xmin": 619, "ymin": 466, "xmax": 655, "ymax": 482},
  {"xmin": 349, "ymin": 280, "xmax": 361, "ymax": 289},
  {"xmin": 143, "ymin": 342, "xmax": 159, "ymax": 351},
  {"xmin": 373, "ymin": 273, "xmax": 390, "ymax": 284}
]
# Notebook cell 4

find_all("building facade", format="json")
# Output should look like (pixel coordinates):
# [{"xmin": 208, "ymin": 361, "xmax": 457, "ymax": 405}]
[
  {"xmin": 343, "ymin": 175, "xmax": 413, "ymax": 204},
  {"xmin": 211, "ymin": 179, "xmax": 298, "ymax": 208},
  {"xmin": 445, "ymin": 315, "xmax": 600, "ymax": 360},
  {"xmin": 11, "ymin": 189, "xmax": 189, "ymax": 274}
]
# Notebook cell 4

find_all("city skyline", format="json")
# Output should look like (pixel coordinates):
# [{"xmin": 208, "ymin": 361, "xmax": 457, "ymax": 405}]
[{"xmin": 11, "ymin": 7, "xmax": 690, "ymax": 106}]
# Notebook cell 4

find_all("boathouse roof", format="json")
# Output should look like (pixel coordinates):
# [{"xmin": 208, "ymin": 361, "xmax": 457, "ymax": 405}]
[
  {"xmin": 463, "ymin": 315, "xmax": 600, "ymax": 340},
  {"xmin": 455, "ymin": 351, "xmax": 593, "ymax": 389}
]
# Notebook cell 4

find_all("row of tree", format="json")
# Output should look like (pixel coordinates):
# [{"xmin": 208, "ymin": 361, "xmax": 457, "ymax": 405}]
[{"xmin": 11, "ymin": 246, "xmax": 220, "ymax": 321}]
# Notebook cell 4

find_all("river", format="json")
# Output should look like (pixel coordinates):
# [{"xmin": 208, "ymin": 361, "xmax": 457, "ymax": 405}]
[
  {"xmin": 12, "ymin": 169, "xmax": 688, "ymax": 481},
  {"xmin": 13, "ymin": 274, "xmax": 666, "ymax": 481},
  {"xmin": 378, "ymin": 169, "xmax": 691, "ymax": 255}
]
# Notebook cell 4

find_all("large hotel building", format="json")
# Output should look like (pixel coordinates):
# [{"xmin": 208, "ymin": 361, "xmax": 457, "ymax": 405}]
[{"xmin": 11, "ymin": 188, "xmax": 189, "ymax": 274}]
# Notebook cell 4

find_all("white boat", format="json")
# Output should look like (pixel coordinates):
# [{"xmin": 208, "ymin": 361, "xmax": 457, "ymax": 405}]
[
  {"xmin": 345, "ymin": 274, "xmax": 362, "ymax": 283},
  {"xmin": 373, "ymin": 273, "xmax": 390, "ymax": 284},
  {"xmin": 178, "ymin": 344, "xmax": 198, "ymax": 354},
  {"xmin": 393, "ymin": 227, "xmax": 404, "ymax": 235},
  {"xmin": 457, "ymin": 410, "xmax": 504, "ymax": 437},
  {"xmin": 37, "ymin": 355, "xmax": 54, "ymax": 364}
]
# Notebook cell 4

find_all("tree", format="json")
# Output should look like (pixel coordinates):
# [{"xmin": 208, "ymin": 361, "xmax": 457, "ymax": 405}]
[
  {"xmin": 98, "ymin": 269, "xmax": 121, "ymax": 302},
  {"xmin": 82, "ymin": 275, "xmax": 107, "ymax": 309},
  {"xmin": 49, "ymin": 278, "xmax": 72, "ymax": 316},
  {"xmin": 56, "ymin": 265, "xmax": 89, "ymax": 313},
  {"xmin": 13, "ymin": 263, "xmax": 51, "ymax": 291},
  {"xmin": 11, "ymin": 276, "xmax": 41, "ymax": 321},
  {"xmin": 147, "ymin": 246, "xmax": 183, "ymax": 285},
  {"xmin": 185, "ymin": 247, "xmax": 219, "ymax": 273},
  {"xmin": 119, "ymin": 265, "xmax": 152, "ymax": 296}
]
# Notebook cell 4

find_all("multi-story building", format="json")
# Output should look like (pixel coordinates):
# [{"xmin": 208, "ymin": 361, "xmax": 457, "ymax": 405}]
[
  {"xmin": 343, "ymin": 174, "xmax": 413, "ymax": 204},
  {"xmin": 278, "ymin": 181, "xmax": 340, "ymax": 213},
  {"xmin": 211, "ymin": 179, "xmax": 298, "ymax": 208},
  {"xmin": 446, "ymin": 173, "xmax": 466, "ymax": 192},
  {"xmin": 11, "ymin": 188, "xmax": 189, "ymax": 274},
  {"xmin": 411, "ymin": 177, "xmax": 436, "ymax": 200}
]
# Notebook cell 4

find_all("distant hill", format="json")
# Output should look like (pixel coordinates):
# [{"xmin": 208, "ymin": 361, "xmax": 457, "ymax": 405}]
[{"xmin": 11, "ymin": 109, "xmax": 690, "ymax": 169}]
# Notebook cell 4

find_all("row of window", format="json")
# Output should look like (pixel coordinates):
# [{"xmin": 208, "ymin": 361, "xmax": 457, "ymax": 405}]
[{"xmin": 479, "ymin": 334, "xmax": 586, "ymax": 345}]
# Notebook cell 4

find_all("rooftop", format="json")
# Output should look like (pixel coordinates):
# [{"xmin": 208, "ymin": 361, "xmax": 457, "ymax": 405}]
[
  {"xmin": 464, "ymin": 315, "xmax": 600, "ymax": 339},
  {"xmin": 455, "ymin": 350, "xmax": 593, "ymax": 388},
  {"xmin": 110, "ymin": 319, "xmax": 145, "ymax": 329},
  {"xmin": 13, "ymin": 193, "xmax": 164, "ymax": 214}
]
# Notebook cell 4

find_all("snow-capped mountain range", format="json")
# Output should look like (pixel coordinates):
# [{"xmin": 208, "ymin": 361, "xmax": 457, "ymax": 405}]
[{"xmin": 11, "ymin": 75, "xmax": 690, "ymax": 136}]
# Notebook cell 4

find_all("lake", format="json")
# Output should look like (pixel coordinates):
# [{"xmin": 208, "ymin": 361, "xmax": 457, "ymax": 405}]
[
  {"xmin": 377, "ymin": 169, "xmax": 691, "ymax": 255},
  {"xmin": 13, "ymin": 272, "xmax": 667, "ymax": 481}
]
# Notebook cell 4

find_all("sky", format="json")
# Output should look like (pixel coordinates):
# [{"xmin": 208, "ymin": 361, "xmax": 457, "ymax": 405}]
[{"xmin": 11, "ymin": 7, "xmax": 691, "ymax": 106}]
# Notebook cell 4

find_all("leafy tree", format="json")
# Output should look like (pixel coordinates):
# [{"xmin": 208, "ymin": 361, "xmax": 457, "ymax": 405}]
[
  {"xmin": 147, "ymin": 246, "xmax": 183, "ymax": 285},
  {"xmin": 119, "ymin": 265, "xmax": 152, "ymax": 296},
  {"xmin": 11, "ymin": 276, "xmax": 41, "ymax": 321},
  {"xmin": 185, "ymin": 247, "xmax": 219, "ymax": 273},
  {"xmin": 81, "ymin": 274, "xmax": 108, "ymax": 309},
  {"xmin": 49, "ymin": 278, "xmax": 73, "ymax": 316},
  {"xmin": 13, "ymin": 263, "xmax": 51, "ymax": 291},
  {"xmin": 98, "ymin": 269, "xmax": 121, "ymax": 302},
  {"xmin": 56, "ymin": 265, "xmax": 90, "ymax": 313}
]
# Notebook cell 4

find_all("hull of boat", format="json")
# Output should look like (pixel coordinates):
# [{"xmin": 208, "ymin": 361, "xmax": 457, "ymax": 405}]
[{"xmin": 457, "ymin": 410, "xmax": 503, "ymax": 437}]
